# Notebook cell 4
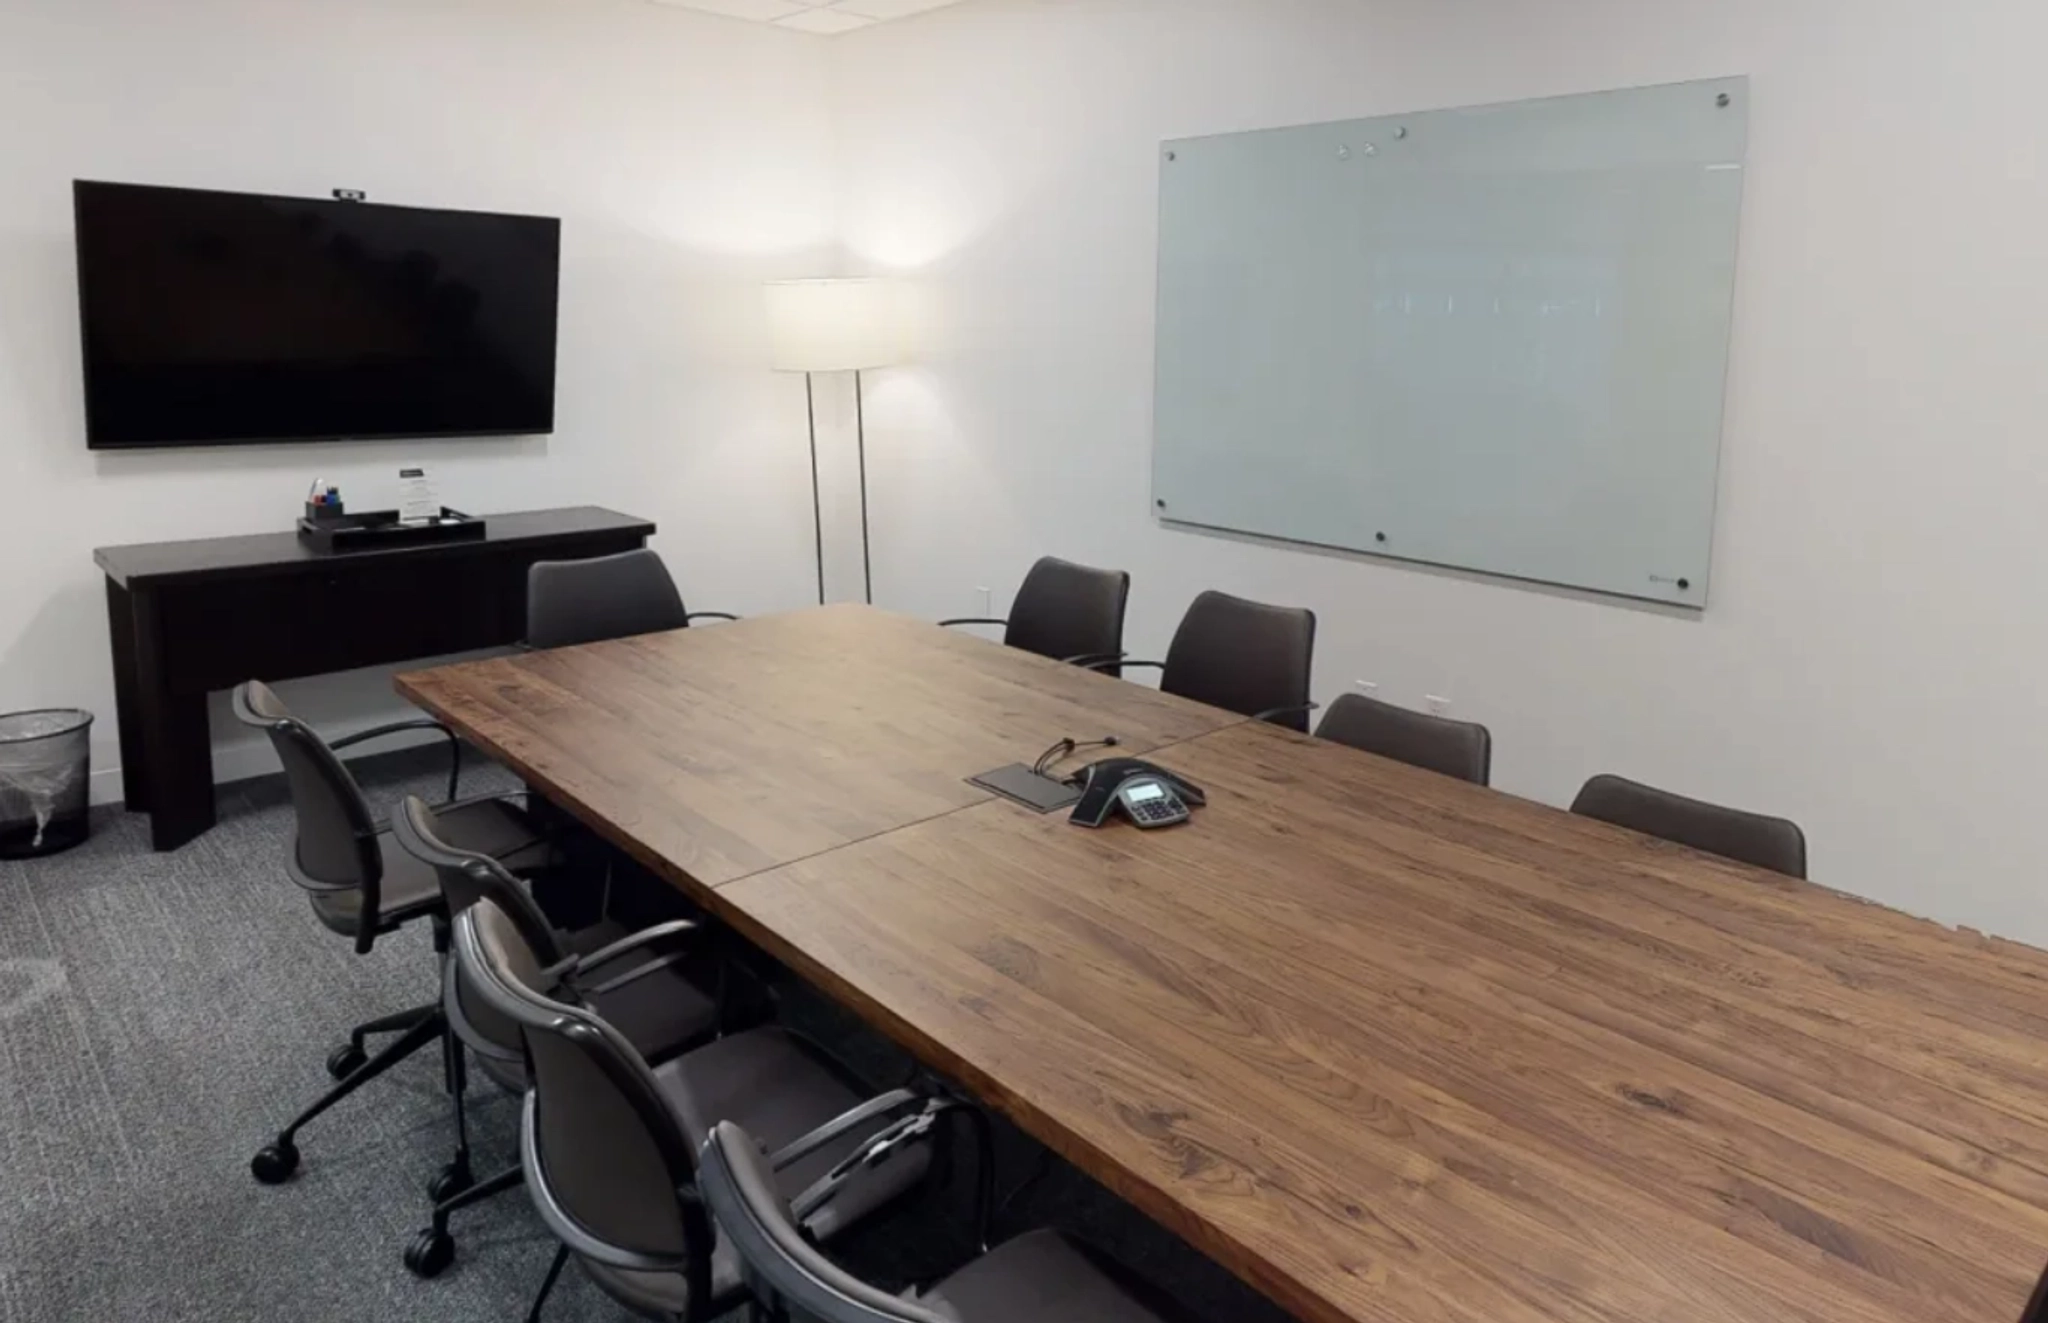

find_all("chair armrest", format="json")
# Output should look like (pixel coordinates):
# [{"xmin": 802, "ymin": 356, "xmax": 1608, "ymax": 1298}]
[
  {"xmin": 686, "ymin": 612, "xmax": 740, "ymax": 623},
  {"xmin": 1084, "ymin": 658, "xmax": 1162, "ymax": 674},
  {"xmin": 938, "ymin": 617, "xmax": 1010, "ymax": 630},
  {"xmin": 332, "ymin": 717, "xmax": 462, "ymax": 801},
  {"xmin": 1062, "ymin": 650, "xmax": 1128, "ymax": 667},
  {"xmin": 785, "ymin": 1094, "xmax": 976, "ymax": 1223},
  {"xmin": 329, "ymin": 717, "xmax": 453, "ymax": 751},
  {"xmin": 768, "ymin": 1087, "xmax": 925, "ymax": 1173},
  {"xmin": 1252, "ymin": 701, "xmax": 1322, "ymax": 725},
  {"xmin": 564, "ymin": 920, "xmax": 701, "ymax": 998}
]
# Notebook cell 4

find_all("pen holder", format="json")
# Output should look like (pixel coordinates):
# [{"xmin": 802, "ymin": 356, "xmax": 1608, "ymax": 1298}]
[{"xmin": 304, "ymin": 500, "xmax": 347, "ymax": 522}]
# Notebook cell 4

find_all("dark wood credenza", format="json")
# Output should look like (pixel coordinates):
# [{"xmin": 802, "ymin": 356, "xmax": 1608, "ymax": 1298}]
[{"xmin": 95, "ymin": 505, "xmax": 654, "ymax": 851}]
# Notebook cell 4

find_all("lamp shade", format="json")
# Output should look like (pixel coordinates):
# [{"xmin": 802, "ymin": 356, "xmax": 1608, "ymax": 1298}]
[{"xmin": 765, "ymin": 278, "xmax": 904, "ymax": 373}]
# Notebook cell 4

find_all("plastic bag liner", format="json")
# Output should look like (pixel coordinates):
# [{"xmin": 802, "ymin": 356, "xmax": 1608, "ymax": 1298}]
[{"xmin": 0, "ymin": 710, "xmax": 94, "ymax": 857}]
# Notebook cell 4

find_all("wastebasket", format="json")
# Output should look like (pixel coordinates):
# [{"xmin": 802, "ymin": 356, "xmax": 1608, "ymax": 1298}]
[{"xmin": 0, "ymin": 709, "xmax": 94, "ymax": 858}]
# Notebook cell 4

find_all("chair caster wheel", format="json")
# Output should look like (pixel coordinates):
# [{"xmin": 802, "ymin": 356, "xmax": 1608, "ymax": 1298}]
[
  {"xmin": 326, "ymin": 1043, "xmax": 367, "ymax": 1080},
  {"xmin": 404, "ymin": 1228, "xmax": 456, "ymax": 1279},
  {"xmin": 428, "ymin": 1161, "xmax": 473, "ymax": 1203},
  {"xmin": 250, "ymin": 1140, "xmax": 300, "ymax": 1185}
]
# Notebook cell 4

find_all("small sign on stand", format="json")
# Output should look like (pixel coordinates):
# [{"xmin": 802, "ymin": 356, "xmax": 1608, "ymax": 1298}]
[{"xmin": 398, "ymin": 467, "xmax": 440, "ymax": 524}]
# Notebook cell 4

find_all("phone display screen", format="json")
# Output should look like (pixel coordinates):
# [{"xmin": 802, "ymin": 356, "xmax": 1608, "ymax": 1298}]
[{"xmin": 1126, "ymin": 783, "xmax": 1166, "ymax": 803}]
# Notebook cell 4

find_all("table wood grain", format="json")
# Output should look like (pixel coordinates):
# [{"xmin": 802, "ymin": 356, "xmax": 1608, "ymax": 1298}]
[
  {"xmin": 395, "ymin": 605, "xmax": 1245, "ymax": 891},
  {"xmin": 710, "ymin": 718, "xmax": 2048, "ymax": 1323}
]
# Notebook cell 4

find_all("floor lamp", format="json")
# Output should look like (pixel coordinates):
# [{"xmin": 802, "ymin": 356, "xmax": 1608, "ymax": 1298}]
[{"xmin": 766, "ymin": 278, "xmax": 902, "ymax": 606}]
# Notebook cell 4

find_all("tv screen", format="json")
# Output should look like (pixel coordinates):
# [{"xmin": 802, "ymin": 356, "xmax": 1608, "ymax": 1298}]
[{"xmin": 73, "ymin": 181, "xmax": 561, "ymax": 449}]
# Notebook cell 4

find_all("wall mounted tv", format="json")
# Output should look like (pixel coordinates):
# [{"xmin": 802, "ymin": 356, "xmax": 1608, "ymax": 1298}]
[{"xmin": 73, "ymin": 181, "xmax": 561, "ymax": 449}]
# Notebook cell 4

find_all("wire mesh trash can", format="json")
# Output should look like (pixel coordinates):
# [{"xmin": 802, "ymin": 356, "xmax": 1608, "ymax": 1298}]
[{"xmin": 0, "ymin": 709, "xmax": 94, "ymax": 858}]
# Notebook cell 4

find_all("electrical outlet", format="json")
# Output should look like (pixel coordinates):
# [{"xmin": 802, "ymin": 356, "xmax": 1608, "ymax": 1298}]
[
  {"xmin": 1354, "ymin": 679, "xmax": 1379, "ymax": 695},
  {"xmin": 1425, "ymin": 694, "xmax": 1450, "ymax": 715}
]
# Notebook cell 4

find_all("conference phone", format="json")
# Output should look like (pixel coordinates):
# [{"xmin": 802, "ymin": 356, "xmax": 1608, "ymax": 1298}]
[{"xmin": 1068, "ymin": 758, "xmax": 1205, "ymax": 830}]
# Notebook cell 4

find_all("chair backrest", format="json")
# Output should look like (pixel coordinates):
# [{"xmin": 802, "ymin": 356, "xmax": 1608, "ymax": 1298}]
[
  {"xmin": 527, "ymin": 548, "xmax": 691, "ymax": 649},
  {"xmin": 456, "ymin": 899, "xmax": 715, "ymax": 1306},
  {"xmin": 1570, "ymin": 774, "xmax": 1808, "ymax": 879},
  {"xmin": 391, "ymin": 795, "xmax": 570, "ymax": 1061},
  {"xmin": 1003, "ymin": 557, "xmax": 1130, "ymax": 667},
  {"xmin": 700, "ymin": 1121, "xmax": 952, "ymax": 1323},
  {"xmin": 1160, "ymin": 591, "xmax": 1317, "ymax": 732},
  {"xmin": 1315, "ymin": 694, "xmax": 1492, "ymax": 786},
  {"xmin": 230, "ymin": 680, "xmax": 380, "ymax": 896}
]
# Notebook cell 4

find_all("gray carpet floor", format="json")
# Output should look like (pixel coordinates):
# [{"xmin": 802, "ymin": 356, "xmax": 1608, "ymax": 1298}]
[{"xmin": 0, "ymin": 752, "xmax": 1296, "ymax": 1323}]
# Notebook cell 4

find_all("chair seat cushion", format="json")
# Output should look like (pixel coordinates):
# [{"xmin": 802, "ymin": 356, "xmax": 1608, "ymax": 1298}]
[
  {"xmin": 577, "ymin": 1028, "xmax": 931, "ymax": 1320},
  {"xmin": 585, "ymin": 960, "xmax": 718, "ymax": 1067},
  {"xmin": 557, "ymin": 917, "xmax": 719, "ymax": 1064},
  {"xmin": 307, "ymin": 797, "xmax": 547, "ymax": 938},
  {"xmin": 918, "ymin": 1231, "xmax": 1181, "ymax": 1323},
  {"xmin": 658, "ymin": 1028, "xmax": 930, "ymax": 1239}
]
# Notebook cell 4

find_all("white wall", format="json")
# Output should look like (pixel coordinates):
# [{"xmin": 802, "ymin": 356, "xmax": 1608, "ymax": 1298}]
[
  {"xmin": 831, "ymin": 0, "xmax": 2048, "ymax": 942},
  {"xmin": 11, "ymin": 0, "xmax": 2048, "ymax": 946},
  {"xmin": 0, "ymin": 0, "xmax": 840, "ymax": 794}
]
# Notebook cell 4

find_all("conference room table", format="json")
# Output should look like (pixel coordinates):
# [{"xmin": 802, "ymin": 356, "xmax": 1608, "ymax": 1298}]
[{"xmin": 397, "ymin": 605, "xmax": 2048, "ymax": 1323}]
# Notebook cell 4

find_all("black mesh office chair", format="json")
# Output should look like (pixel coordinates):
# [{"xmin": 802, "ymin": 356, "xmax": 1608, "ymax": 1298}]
[
  {"xmin": 1091, "ymin": 590, "xmax": 1318, "ymax": 731},
  {"xmin": 701, "ymin": 1119, "xmax": 1190, "ymax": 1323},
  {"xmin": 1315, "ymin": 694, "xmax": 1493, "ymax": 786},
  {"xmin": 390, "ymin": 796, "xmax": 723, "ymax": 1278},
  {"xmin": 940, "ymin": 556, "xmax": 1130, "ymax": 670},
  {"xmin": 1570, "ymin": 774, "xmax": 1808, "ymax": 878},
  {"xmin": 455, "ymin": 898, "xmax": 950, "ymax": 1322},
  {"xmin": 231, "ymin": 680, "xmax": 550, "ymax": 1186},
  {"xmin": 526, "ymin": 548, "xmax": 736, "ymax": 650}
]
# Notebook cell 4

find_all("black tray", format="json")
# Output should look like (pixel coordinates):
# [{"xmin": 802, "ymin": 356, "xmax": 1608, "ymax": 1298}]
[{"xmin": 296, "ymin": 508, "xmax": 486, "ymax": 554}]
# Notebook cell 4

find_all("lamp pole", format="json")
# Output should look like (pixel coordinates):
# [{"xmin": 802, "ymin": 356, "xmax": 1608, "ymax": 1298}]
[
  {"xmin": 855, "ymin": 369, "xmax": 872, "ymax": 605},
  {"xmin": 806, "ymin": 372, "xmax": 825, "ymax": 606},
  {"xmin": 766, "ymin": 278, "xmax": 897, "ymax": 610}
]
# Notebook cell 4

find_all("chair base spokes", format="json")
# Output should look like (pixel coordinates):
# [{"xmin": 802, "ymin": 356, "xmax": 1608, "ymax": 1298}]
[
  {"xmin": 250, "ymin": 1003, "xmax": 448, "ymax": 1185},
  {"xmin": 404, "ymin": 1163, "xmax": 523, "ymax": 1279}
]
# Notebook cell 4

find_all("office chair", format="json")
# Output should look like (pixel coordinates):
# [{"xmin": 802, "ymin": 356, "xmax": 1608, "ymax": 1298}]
[
  {"xmin": 231, "ymin": 680, "xmax": 549, "ymax": 1186},
  {"xmin": 390, "ymin": 795, "xmax": 723, "ymax": 1278},
  {"xmin": 940, "ymin": 556, "xmax": 1131, "ymax": 670},
  {"xmin": 455, "ymin": 897, "xmax": 952, "ymax": 1321},
  {"xmin": 1315, "ymin": 694, "xmax": 1492, "ymax": 786},
  {"xmin": 526, "ymin": 548, "xmax": 738, "ymax": 650},
  {"xmin": 701, "ymin": 1119, "xmax": 1191, "ymax": 1323},
  {"xmin": 1570, "ymin": 774, "xmax": 1808, "ymax": 879},
  {"xmin": 1091, "ymin": 590, "xmax": 1318, "ymax": 731}
]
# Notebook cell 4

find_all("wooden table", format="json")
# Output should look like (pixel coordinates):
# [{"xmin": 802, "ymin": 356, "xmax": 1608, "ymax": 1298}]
[
  {"xmin": 400, "ymin": 606, "xmax": 2048, "ymax": 1323},
  {"xmin": 396, "ymin": 605, "xmax": 1244, "ymax": 889}
]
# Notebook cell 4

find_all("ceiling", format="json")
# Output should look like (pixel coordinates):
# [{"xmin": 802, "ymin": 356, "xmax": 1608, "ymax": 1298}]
[{"xmin": 648, "ymin": 0, "xmax": 968, "ymax": 35}]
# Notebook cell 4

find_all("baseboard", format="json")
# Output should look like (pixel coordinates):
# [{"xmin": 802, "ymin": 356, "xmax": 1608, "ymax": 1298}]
[{"xmin": 88, "ymin": 766, "xmax": 126, "ymax": 808}]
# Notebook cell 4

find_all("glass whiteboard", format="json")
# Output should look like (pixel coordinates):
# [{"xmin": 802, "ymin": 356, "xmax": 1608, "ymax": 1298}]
[{"xmin": 1151, "ymin": 78, "xmax": 1748, "ymax": 606}]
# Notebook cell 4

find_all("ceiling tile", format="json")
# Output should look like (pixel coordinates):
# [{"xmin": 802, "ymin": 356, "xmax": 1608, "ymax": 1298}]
[
  {"xmin": 835, "ymin": 0, "xmax": 964, "ymax": 18},
  {"xmin": 650, "ymin": 0, "xmax": 805, "ymax": 21},
  {"xmin": 774, "ymin": 7, "xmax": 877, "ymax": 33}
]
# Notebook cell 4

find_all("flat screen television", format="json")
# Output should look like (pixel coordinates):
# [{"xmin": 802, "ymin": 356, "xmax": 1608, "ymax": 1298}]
[{"xmin": 73, "ymin": 181, "xmax": 561, "ymax": 449}]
